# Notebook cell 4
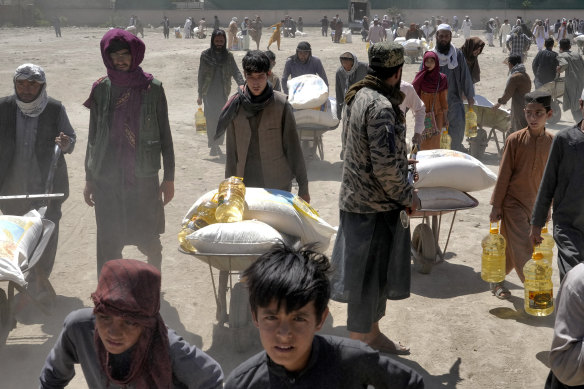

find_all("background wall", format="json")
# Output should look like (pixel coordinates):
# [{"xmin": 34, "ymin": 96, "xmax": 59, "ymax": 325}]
[{"xmin": 2, "ymin": 6, "xmax": 584, "ymax": 28}]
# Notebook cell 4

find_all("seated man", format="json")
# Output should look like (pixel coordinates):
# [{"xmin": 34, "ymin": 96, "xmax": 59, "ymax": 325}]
[
  {"xmin": 281, "ymin": 41, "xmax": 329, "ymax": 95},
  {"xmin": 39, "ymin": 259, "xmax": 224, "ymax": 388},
  {"xmin": 224, "ymin": 243, "xmax": 424, "ymax": 388}
]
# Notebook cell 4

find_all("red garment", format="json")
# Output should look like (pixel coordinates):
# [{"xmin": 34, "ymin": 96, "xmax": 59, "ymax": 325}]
[
  {"xmin": 412, "ymin": 51, "xmax": 448, "ymax": 95},
  {"xmin": 91, "ymin": 259, "xmax": 172, "ymax": 389}
]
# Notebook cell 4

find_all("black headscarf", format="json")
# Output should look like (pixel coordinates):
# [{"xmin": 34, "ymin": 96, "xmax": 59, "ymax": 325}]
[
  {"xmin": 215, "ymin": 82, "xmax": 274, "ymax": 140},
  {"xmin": 201, "ymin": 29, "xmax": 229, "ymax": 67}
]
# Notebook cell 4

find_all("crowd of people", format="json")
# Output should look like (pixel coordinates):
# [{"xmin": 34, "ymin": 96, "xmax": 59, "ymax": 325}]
[{"xmin": 3, "ymin": 11, "xmax": 584, "ymax": 388}]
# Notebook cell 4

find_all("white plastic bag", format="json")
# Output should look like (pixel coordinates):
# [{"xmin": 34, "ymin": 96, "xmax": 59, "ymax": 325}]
[
  {"xmin": 184, "ymin": 188, "xmax": 336, "ymax": 252},
  {"xmin": 294, "ymin": 98, "xmax": 340, "ymax": 128},
  {"xmin": 414, "ymin": 150, "xmax": 497, "ymax": 192},
  {"xmin": 186, "ymin": 220, "xmax": 282, "ymax": 254},
  {"xmin": 0, "ymin": 210, "xmax": 43, "ymax": 286},
  {"xmin": 287, "ymin": 74, "xmax": 329, "ymax": 109}
]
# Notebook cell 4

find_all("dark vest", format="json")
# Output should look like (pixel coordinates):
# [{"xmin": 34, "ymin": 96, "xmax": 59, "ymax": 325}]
[{"xmin": 0, "ymin": 96, "xmax": 69, "ymax": 203}]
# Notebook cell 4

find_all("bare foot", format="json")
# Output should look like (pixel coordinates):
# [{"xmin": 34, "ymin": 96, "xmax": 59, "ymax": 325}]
[{"xmin": 367, "ymin": 332, "xmax": 410, "ymax": 355}]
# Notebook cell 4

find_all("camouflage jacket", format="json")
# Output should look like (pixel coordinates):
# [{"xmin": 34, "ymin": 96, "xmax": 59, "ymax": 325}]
[{"xmin": 340, "ymin": 87, "xmax": 413, "ymax": 213}]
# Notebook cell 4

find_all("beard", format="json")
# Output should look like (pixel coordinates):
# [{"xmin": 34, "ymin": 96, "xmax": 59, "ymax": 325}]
[{"xmin": 436, "ymin": 40, "xmax": 451, "ymax": 55}]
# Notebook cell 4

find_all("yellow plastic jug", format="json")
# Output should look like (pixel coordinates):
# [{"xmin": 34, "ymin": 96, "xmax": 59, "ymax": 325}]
[
  {"xmin": 524, "ymin": 251, "xmax": 554, "ymax": 316},
  {"xmin": 465, "ymin": 107, "xmax": 478, "ymax": 138},
  {"xmin": 215, "ymin": 177, "xmax": 246, "ymax": 223},
  {"xmin": 440, "ymin": 128, "xmax": 451, "ymax": 149},
  {"xmin": 481, "ymin": 222, "xmax": 506, "ymax": 283},
  {"xmin": 195, "ymin": 107, "xmax": 207, "ymax": 135}
]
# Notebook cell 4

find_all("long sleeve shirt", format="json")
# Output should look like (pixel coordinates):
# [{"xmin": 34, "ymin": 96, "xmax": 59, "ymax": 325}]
[
  {"xmin": 39, "ymin": 308, "xmax": 224, "ymax": 389},
  {"xmin": 490, "ymin": 128, "xmax": 553, "ymax": 215},
  {"xmin": 340, "ymin": 87, "xmax": 413, "ymax": 213},
  {"xmin": 224, "ymin": 335, "xmax": 424, "ymax": 389},
  {"xmin": 532, "ymin": 125, "xmax": 584, "ymax": 231},
  {"xmin": 281, "ymin": 56, "xmax": 329, "ymax": 94},
  {"xmin": 549, "ymin": 263, "xmax": 584, "ymax": 386},
  {"xmin": 532, "ymin": 49, "xmax": 559, "ymax": 86},
  {"xmin": 399, "ymin": 80, "xmax": 426, "ymax": 136}
]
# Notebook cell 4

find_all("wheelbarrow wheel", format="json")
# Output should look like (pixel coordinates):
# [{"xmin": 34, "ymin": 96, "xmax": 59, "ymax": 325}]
[
  {"xmin": 0, "ymin": 289, "xmax": 13, "ymax": 347},
  {"xmin": 411, "ymin": 223, "xmax": 437, "ymax": 274},
  {"xmin": 548, "ymin": 100, "xmax": 562, "ymax": 125},
  {"xmin": 229, "ymin": 282, "xmax": 253, "ymax": 353}
]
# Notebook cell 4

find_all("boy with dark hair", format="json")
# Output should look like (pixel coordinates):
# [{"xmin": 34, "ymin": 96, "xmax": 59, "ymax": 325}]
[
  {"xmin": 216, "ymin": 50, "xmax": 309, "ymax": 202},
  {"xmin": 532, "ymin": 37, "xmax": 558, "ymax": 89},
  {"xmin": 224, "ymin": 243, "xmax": 424, "ymax": 388},
  {"xmin": 489, "ymin": 91, "xmax": 554, "ymax": 299}
]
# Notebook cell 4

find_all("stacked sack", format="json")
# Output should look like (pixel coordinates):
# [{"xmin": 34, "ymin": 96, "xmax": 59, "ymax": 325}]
[
  {"xmin": 0, "ymin": 210, "xmax": 44, "ymax": 286},
  {"xmin": 181, "ymin": 187, "xmax": 337, "ymax": 255},
  {"xmin": 414, "ymin": 149, "xmax": 497, "ymax": 210},
  {"xmin": 288, "ymin": 74, "xmax": 340, "ymax": 128}
]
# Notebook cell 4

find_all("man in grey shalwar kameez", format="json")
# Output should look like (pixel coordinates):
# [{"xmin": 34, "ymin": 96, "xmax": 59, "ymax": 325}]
[
  {"xmin": 557, "ymin": 38, "xmax": 584, "ymax": 124},
  {"xmin": 197, "ymin": 29, "xmax": 244, "ymax": 156},
  {"xmin": 335, "ymin": 51, "xmax": 368, "ymax": 159},
  {"xmin": 432, "ymin": 23, "xmax": 475, "ymax": 152},
  {"xmin": 331, "ymin": 42, "xmax": 419, "ymax": 355},
  {"xmin": 530, "ymin": 90, "xmax": 584, "ymax": 281}
]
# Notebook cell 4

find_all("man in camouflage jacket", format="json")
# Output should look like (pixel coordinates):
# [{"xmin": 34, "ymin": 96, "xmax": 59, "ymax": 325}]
[{"xmin": 331, "ymin": 42, "xmax": 420, "ymax": 356}]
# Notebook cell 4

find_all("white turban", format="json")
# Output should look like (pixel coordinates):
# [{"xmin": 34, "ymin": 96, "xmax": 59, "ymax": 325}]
[
  {"xmin": 13, "ymin": 63, "xmax": 48, "ymax": 117},
  {"xmin": 437, "ymin": 23, "xmax": 452, "ymax": 32}
]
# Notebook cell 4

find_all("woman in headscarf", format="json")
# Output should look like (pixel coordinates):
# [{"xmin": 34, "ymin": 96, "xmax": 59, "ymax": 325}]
[
  {"xmin": 197, "ymin": 29, "xmax": 245, "ymax": 156},
  {"xmin": 412, "ymin": 51, "xmax": 449, "ymax": 150},
  {"xmin": 40, "ymin": 259, "xmax": 224, "ymax": 388},
  {"xmin": 460, "ymin": 37, "xmax": 485, "ymax": 84}
]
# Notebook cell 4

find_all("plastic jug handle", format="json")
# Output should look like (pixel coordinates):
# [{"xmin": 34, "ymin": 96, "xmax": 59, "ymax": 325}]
[{"xmin": 211, "ymin": 193, "xmax": 219, "ymax": 203}]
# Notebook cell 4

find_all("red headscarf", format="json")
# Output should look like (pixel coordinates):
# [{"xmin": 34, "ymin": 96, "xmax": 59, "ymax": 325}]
[
  {"xmin": 92, "ymin": 259, "xmax": 172, "ymax": 389},
  {"xmin": 412, "ymin": 51, "xmax": 448, "ymax": 95}
]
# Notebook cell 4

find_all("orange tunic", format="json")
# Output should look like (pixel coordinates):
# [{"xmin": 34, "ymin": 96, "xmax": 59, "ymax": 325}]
[
  {"xmin": 490, "ymin": 127, "xmax": 554, "ymax": 280},
  {"xmin": 419, "ymin": 88, "xmax": 448, "ymax": 150}
]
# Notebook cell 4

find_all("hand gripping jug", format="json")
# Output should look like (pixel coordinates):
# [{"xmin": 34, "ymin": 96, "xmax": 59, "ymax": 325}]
[
  {"xmin": 523, "ymin": 251, "xmax": 554, "ymax": 316},
  {"xmin": 195, "ymin": 107, "xmax": 207, "ymax": 134},
  {"xmin": 535, "ymin": 224, "xmax": 555, "ymax": 265},
  {"xmin": 481, "ymin": 222, "xmax": 506, "ymax": 283},
  {"xmin": 215, "ymin": 176, "xmax": 246, "ymax": 223},
  {"xmin": 465, "ymin": 107, "xmax": 478, "ymax": 138},
  {"xmin": 440, "ymin": 127, "xmax": 451, "ymax": 149}
]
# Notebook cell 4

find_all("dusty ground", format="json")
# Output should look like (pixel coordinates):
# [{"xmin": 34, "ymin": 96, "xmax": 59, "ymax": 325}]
[{"xmin": 0, "ymin": 26, "xmax": 575, "ymax": 388}]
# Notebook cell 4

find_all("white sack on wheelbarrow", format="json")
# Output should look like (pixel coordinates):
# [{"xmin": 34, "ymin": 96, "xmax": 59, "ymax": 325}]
[
  {"xmin": 414, "ymin": 149, "xmax": 497, "ymax": 192},
  {"xmin": 0, "ymin": 210, "xmax": 43, "ymax": 287},
  {"xmin": 186, "ymin": 220, "xmax": 283, "ymax": 254},
  {"xmin": 287, "ymin": 74, "xmax": 329, "ymax": 109},
  {"xmin": 294, "ymin": 98, "xmax": 340, "ymax": 128},
  {"xmin": 183, "ymin": 188, "xmax": 337, "ymax": 252}
]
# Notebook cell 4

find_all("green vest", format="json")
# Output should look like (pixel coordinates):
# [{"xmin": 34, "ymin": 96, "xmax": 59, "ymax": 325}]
[{"xmin": 86, "ymin": 78, "xmax": 162, "ymax": 179}]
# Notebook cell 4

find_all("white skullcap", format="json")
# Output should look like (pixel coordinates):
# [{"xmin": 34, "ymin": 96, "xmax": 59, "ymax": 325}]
[{"xmin": 437, "ymin": 23, "xmax": 452, "ymax": 32}]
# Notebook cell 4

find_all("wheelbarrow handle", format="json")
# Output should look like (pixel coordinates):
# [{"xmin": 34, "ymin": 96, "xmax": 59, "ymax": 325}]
[{"xmin": 44, "ymin": 144, "xmax": 62, "ymax": 195}]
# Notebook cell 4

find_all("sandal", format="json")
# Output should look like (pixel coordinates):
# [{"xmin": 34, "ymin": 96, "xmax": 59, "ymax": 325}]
[
  {"xmin": 367, "ymin": 333, "xmax": 410, "ymax": 355},
  {"xmin": 491, "ymin": 282, "xmax": 511, "ymax": 300}
]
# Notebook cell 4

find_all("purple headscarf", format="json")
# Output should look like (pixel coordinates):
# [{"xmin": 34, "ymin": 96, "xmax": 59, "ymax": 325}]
[{"xmin": 84, "ymin": 29, "xmax": 155, "ymax": 185}]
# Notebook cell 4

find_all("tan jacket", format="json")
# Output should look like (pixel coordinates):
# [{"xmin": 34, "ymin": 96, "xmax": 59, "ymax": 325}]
[{"xmin": 225, "ymin": 91, "xmax": 308, "ymax": 196}]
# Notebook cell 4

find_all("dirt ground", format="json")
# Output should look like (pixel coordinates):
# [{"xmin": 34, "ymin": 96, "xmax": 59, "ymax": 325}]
[{"xmin": 0, "ymin": 25, "xmax": 575, "ymax": 388}]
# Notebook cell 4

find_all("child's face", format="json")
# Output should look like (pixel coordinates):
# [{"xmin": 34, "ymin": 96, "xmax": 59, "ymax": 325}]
[
  {"xmin": 253, "ymin": 299, "xmax": 328, "ymax": 372},
  {"xmin": 524, "ymin": 102, "xmax": 552, "ymax": 131},
  {"xmin": 424, "ymin": 57, "xmax": 435, "ymax": 71},
  {"xmin": 95, "ymin": 313, "xmax": 144, "ymax": 354}
]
